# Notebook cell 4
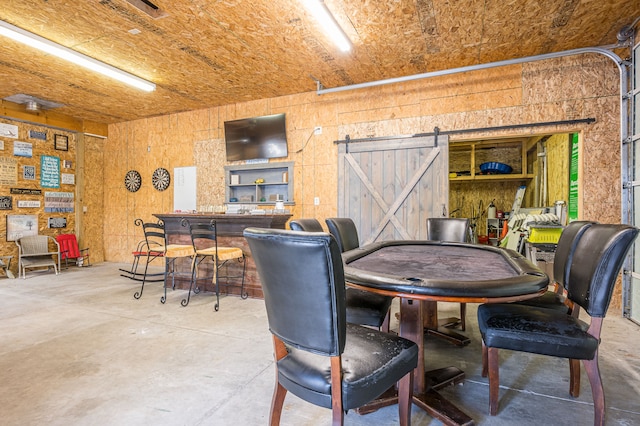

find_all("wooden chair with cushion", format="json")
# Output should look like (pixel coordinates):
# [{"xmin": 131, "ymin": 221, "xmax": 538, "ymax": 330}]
[
  {"xmin": 477, "ymin": 224, "xmax": 639, "ymax": 424},
  {"xmin": 15, "ymin": 235, "xmax": 60, "ymax": 279},
  {"xmin": 425, "ymin": 217, "xmax": 471, "ymax": 335},
  {"xmin": 323, "ymin": 217, "xmax": 395, "ymax": 332},
  {"xmin": 182, "ymin": 219, "xmax": 246, "ymax": 311},
  {"xmin": 244, "ymin": 227, "xmax": 418, "ymax": 425}
]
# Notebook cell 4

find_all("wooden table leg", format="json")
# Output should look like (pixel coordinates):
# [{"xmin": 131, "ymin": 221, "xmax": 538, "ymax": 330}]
[
  {"xmin": 423, "ymin": 300, "xmax": 471, "ymax": 346},
  {"xmin": 358, "ymin": 299, "xmax": 474, "ymax": 425}
]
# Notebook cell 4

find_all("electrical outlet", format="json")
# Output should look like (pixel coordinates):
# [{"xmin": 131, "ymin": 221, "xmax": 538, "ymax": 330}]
[
  {"xmin": 314, "ymin": 126, "xmax": 322, "ymax": 135},
  {"xmin": 314, "ymin": 197, "xmax": 320, "ymax": 205}
]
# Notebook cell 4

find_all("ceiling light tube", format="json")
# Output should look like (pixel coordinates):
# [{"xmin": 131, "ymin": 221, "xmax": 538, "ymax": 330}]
[
  {"xmin": 0, "ymin": 20, "xmax": 156, "ymax": 92},
  {"xmin": 302, "ymin": 0, "xmax": 352, "ymax": 52}
]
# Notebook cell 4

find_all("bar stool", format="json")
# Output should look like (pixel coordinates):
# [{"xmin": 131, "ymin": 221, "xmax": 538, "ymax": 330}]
[
  {"xmin": 132, "ymin": 219, "xmax": 194, "ymax": 303},
  {"xmin": 182, "ymin": 219, "xmax": 246, "ymax": 310}
]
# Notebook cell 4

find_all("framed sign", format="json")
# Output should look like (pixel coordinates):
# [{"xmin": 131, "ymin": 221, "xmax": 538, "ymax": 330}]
[
  {"xmin": 54, "ymin": 134, "xmax": 68, "ymax": 151},
  {"xmin": 6, "ymin": 214, "xmax": 38, "ymax": 241},
  {"xmin": 41, "ymin": 155, "xmax": 60, "ymax": 188}
]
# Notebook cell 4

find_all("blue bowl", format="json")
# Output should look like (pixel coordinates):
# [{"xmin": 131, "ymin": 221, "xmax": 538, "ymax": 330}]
[{"xmin": 479, "ymin": 162, "xmax": 512, "ymax": 174}]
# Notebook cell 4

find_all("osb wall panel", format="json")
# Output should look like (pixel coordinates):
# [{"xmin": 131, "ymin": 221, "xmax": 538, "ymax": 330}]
[
  {"xmin": 81, "ymin": 135, "xmax": 105, "ymax": 263},
  {"xmin": 0, "ymin": 118, "xmax": 77, "ymax": 277},
  {"xmin": 546, "ymin": 133, "xmax": 570, "ymax": 205},
  {"xmin": 105, "ymin": 54, "xmax": 623, "ymax": 307}
]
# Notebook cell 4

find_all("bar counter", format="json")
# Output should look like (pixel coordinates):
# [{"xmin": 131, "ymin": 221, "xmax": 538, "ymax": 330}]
[{"xmin": 153, "ymin": 213, "xmax": 292, "ymax": 299}]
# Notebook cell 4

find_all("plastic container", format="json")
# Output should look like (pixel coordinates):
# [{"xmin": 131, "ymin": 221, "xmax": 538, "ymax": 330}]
[{"xmin": 528, "ymin": 226, "xmax": 563, "ymax": 244}]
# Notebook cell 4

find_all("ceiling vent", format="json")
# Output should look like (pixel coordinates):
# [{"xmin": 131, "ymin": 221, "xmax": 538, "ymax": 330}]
[{"xmin": 3, "ymin": 94, "xmax": 64, "ymax": 112}]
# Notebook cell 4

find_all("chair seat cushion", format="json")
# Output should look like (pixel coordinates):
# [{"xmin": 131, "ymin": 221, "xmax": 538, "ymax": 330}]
[
  {"xmin": 196, "ymin": 246, "xmax": 243, "ymax": 261},
  {"xmin": 345, "ymin": 288, "xmax": 394, "ymax": 328},
  {"xmin": 513, "ymin": 290, "xmax": 569, "ymax": 312},
  {"xmin": 164, "ymin": 244, "xmax": 195, "ymax": 258},
  {"xmin": 277, "ymin": 323, "xmax": 418, "ymax": 411},
  {"xmin": 478, "ymin": 303, "xmax": 598, "ymax": 360}
]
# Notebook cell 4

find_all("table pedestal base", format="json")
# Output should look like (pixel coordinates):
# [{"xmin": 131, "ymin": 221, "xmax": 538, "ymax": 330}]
[{"xmin": 356, "ymin": 366, "xmax": 473, "ymax": 426}]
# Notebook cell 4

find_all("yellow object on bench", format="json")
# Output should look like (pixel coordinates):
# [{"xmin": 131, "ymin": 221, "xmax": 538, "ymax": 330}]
[{"xmin": 528, "ymin": 226, "xmax": 563, "ymax": 244}]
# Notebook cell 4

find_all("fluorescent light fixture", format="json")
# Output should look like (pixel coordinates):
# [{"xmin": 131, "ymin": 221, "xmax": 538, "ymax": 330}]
[
  {"xmin": 0, "ymin": 20, "xmax": 156, "ymax": 92},
  {"xmin": 302, "ymin": 0, "xmax": 352, "ymax": 52}
]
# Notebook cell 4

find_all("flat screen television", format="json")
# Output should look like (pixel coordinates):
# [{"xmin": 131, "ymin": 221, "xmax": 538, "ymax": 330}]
[{"xmin": 224, "ymin": 113, "xmax": 288, "ymax": 161}]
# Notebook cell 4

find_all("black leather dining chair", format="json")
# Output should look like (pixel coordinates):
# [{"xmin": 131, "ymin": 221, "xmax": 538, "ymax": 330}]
[
  {"xmin": 244, "ymin": 227, "xmax": 418, "ymax": 426},
  {"xmin": 324, "ymin": 217, "xmax": 394, "ymax": 332},
  {"xmin": 512, "ymin": 220, "xmax": 596, "ymax": 397},
  {"xmin": 426, "ymin": 217, "xmax": 471, "ymax": 331},
  {"xmin": 477, "ymin": 224, "xmax": 639, "ymax": 425}
]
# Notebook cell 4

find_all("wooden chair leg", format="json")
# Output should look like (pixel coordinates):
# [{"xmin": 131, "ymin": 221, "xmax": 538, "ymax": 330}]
[
  {"xmin": 269, "ymin": 381, "xmax": 287, "ymax": 426},
  {"xmin": 583, "ymin": 354, "xmax": 605, "ymax": 426},
  {"xmin": 380, "ymin": 309, "xmax": 391, "ymax": 333},
  {"xmin": 487, "ymin": 347, "xmax": 500, "ymax": 415},
  {"xmin": 569, "ymin": 358, "xmax": 581, "ymax": 397},
  {"xmin": 481, "ymin": 340, "xmax": 488, "ymax": 377},
  {"xmin": 459, "ymin": 303, "xmax": 466, "ymax": 331},
  {"xmin": 398, "ymin": 370, "xmax": 414, "ymax": 426}
]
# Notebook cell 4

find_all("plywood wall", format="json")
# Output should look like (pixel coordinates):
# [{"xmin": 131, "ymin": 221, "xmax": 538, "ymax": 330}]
[
  {"xmin": 0, "ymin": 120, "xmax": 79, "ymax": 274},
  {"xmin": 104, "ymin": 53, "xmax": 624, "ymax": 305}
]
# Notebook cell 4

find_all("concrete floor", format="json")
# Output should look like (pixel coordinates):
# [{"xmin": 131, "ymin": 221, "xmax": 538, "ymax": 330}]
[{"xmin": 1, "ymin": 263, "xmax": 639, "ymax": 426}]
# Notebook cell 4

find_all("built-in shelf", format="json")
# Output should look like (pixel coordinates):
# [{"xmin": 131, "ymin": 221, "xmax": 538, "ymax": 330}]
[{"xmin": 225, "ymin": 162, "xmax": 294, "ymax": 205}]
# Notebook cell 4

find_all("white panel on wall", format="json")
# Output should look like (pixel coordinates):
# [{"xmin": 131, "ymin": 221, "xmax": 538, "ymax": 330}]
[{"xmin": 174, "ymin": 166, "xmax": 197, "ymax": 212}]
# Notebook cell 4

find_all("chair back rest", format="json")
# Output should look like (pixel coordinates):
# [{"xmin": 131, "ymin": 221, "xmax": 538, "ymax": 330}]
[
  {"xmin": 56, "ymin": 234, "xmax": 80, "ymax": 259},
  {"xmin": 140, "ymin": 220, "xmax": 167, "ymax": 248},
  {"xmin": 552, "ymin": 221, "xmax": 596, "ymax": 288},
  {"xmin": 244, "ymin": 227, "xmax": 346, "ymax": 356},
  {"xmin": 17, "ymin": 235, "xmax": 53, "ymax": 255},
  {"xmin": 325, "ymin": 218, "xmax": 360, "ymax": 253},
  {"xmin": 182, "ymin": 219, "xmax": 218, "ymax": 249},
  {"xmin": 567, "ymin": 224, "xmax": 639, "ymax": 317},
  {"xmin": 426, "ymin": 217, "xmax": 470, "ymax": 242},
  {"xmin": 289, "ymin": 218, "xmax": 324, "ymax": 232}
]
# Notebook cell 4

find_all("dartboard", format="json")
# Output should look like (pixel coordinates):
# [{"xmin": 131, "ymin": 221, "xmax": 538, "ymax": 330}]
[
  {"xmin": 124, "ymin": 170, "xmax": 142, "ymax": 192},
  {"xmin": 152, "ymin": 167, "xmax": 170, "ymax": 191}
]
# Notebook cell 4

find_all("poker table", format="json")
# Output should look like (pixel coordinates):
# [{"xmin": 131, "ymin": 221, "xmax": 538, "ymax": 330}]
[{"xmin": 343, "ymin": 240, "xmax": 549, "ymax": 426}]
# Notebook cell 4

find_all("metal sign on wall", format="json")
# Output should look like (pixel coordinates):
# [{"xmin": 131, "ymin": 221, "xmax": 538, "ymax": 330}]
[{"xmin": 0, "ymin": 196, "xmax": 12, "ymax": 210}]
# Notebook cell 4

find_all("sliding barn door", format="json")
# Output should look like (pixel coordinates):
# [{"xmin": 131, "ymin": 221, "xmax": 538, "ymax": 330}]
[{"xmin": 337, "ymin": 135, "xmax": 449, "ymax": 244}]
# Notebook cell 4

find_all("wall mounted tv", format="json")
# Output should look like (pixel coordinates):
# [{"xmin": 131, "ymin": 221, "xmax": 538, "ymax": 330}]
[{"xmin": 224, "ymin": 113, "xmax": 288, "ymax": 161}]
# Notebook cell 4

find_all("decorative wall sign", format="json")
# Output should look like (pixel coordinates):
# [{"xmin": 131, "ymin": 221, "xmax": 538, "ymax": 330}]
[
  {"xmin": 61, "ymin": 173, "xmax": 75, "ymax": 185},
  {"xmin": 54, "ymin": 134, "xmax": 68, "ymax": 151},
  {"xmin": 63, "ymin": 160, "xmax": 73, "ymax": 169},
  {"xmin": 48, "ymin": 217, "xmax": 67, "ymax": 229},
  {"xmin": 11, "ymin": 188, "xmax": 42, "ymax": 195},
  {"xmin": 0, "ymin": 196, "xmax": 12, "ymax": 210},
  {"xmin": 125, "ymin": 170, "xmax": 142, "ymax": 192},
  {"xmin": 29, "ymin": 130, "xmax": 47, "ymax": 140},
  {"xmin": 13, "ymin": 141, "xmax": 32, "ymax": 158},
  {"xmin": 6, "ymin": 214, "xmax": 38, "ymax": 241},
  {"xmin": 44, "ymin": 191, "xmax": 74, "ymax": 213},
  {"xmin": 17, "ymin": 200, "xmax": 40, "ymax": 208},
  {"xmin": 152, "ymin": 167, "xmax": 170, "ymax": 191},
  {"xmin": 23, "ymin": 165, "xmax": 35, "ymax": 180},
  {"xmin": 40, "ymin": 155, "xmax": 60, "ymax": 188},
  {"xmin": 0, "ymin": 157, "xmax": 17, "ymax": 185},
  {"xmin": 0, "ymin": 123, "xmax": 18, "ymax": 139}
]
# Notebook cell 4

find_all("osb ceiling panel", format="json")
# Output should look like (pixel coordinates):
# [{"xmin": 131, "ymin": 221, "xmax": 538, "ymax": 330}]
[{"xmin": 0, "ymin": 0, "xmax": 637, "ymax": 125}]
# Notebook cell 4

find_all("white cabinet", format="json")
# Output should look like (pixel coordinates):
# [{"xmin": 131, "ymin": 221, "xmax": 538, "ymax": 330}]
[{"xmin": 225, "ymin": 162, "xmax": 294, "ymax": 205}]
